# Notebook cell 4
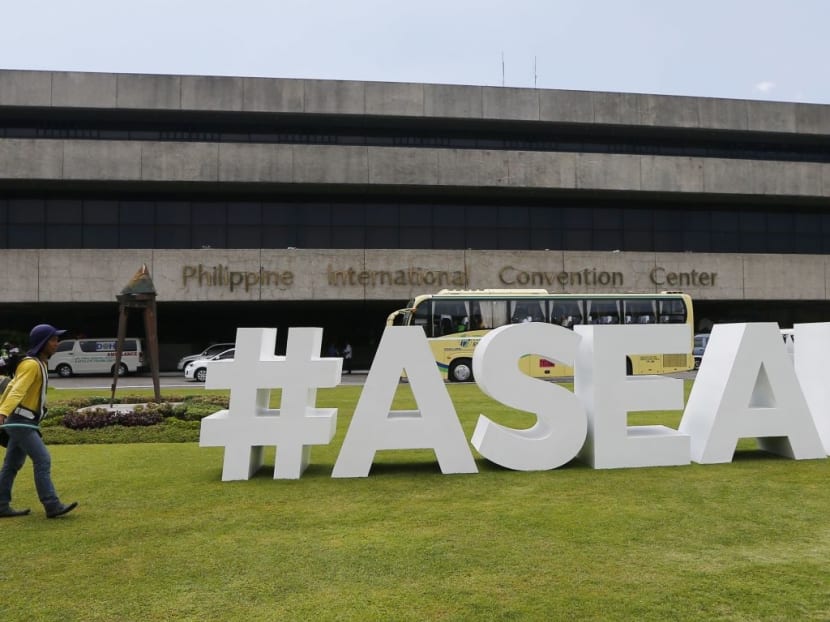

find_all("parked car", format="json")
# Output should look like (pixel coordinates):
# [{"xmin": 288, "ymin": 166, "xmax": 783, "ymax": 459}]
[
  {"xmin": 177, "ymin": 342, "xmax": 234, "ymax": 371},
  {"xmin": 184, "ymin": 348, "xmax": 235, "ymax": 382},
  {"xmin": 693, "ymin": 333, "xmax": 711, "ymax": 370},
  {"xmin": 50, "ymin": 337, "xmax": 145, "ymax": 377}
]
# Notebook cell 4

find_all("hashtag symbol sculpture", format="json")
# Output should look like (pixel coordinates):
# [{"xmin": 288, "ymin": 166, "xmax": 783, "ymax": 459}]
[{"xmin": 199, "ymin": 327, "xmax": 342, "ymax": 480}]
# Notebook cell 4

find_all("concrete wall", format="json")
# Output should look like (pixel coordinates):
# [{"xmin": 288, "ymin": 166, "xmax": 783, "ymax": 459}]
[
  {"xmin": 3, "ymin": 69, "xmax": 830, "ymax": 135},
  {"xmin": 0, "ymin": 249, "xmax": 826, "ymax": 304},
  {"xmin": 3, "ymin": 138, "xmax": 830, "ymax": 198}
]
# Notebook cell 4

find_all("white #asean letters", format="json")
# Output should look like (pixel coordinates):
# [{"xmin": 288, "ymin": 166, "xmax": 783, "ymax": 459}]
[{"xmin": 200, "ymin": 323, "xmax": 829, "ymax": 480}]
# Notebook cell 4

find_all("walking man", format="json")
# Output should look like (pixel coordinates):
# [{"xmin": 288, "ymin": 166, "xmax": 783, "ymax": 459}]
[{"xmin": 0, "ymin": 324, "xmax": 78, "ymax": 518}]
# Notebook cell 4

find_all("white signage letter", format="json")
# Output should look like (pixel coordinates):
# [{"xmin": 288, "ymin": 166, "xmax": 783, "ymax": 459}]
[
  {"xmin": 199, "ymin": 327, "xmax": 341, "ymax": 480},
  {"xmin": 575, "ymin": 325, "xmax": 690, "ymax": 469},
  {"xmin": 471, "ymin": 323, "xmax": 587, "ymax": 470},
  {"xmin": 332, "ymin": 326, "xmax": 477, "ymax": 478},
  {"xmin": 792, "ymin": 323, "xmax": 830, "ymax": 455},
  {"xmin": 679, "ymin": 323, "xmax": 826, "ymax": 463}
]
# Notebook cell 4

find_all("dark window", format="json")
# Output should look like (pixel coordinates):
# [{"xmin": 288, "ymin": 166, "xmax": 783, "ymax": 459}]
[
  {"xmin": 471, "ymin": 205, "xmax": 499, "ymax": 227},
  {"xmin": 530, "ymin": 207, "xmax": 561, "ymax": 227},
  {"xmin": 654, "ymin": 231, "xmax": 683, "ymax": 252},
  {"xmin": 624, "ymin": 230, "xmax": 652, "ymax": 251},
  {"xmin": 192, "ymin": 225, "xmax": 226, "ymax": 249},
  {"xmin": 740, "ymin": 232, "xmax": 767, "ymax": 253},
  {"xmin": 400, "ymin": 227, "xmax": 431, "ymax": 248},
  {"xmin": 47, "ymin": 200, "xmax": 83, "ymax": 224},
  {"xmin": 301, "ymin": 226, "xmax": 331, "ymax": 248},
  {"xmin": 0, "ymin": 200, "xmax": 6, "ymax": 247},
  {"xmin": 433, "ymin": 228, "xmax": 465, "ymax": 249},
  {"xmin": 365, "ymin": 204, "xmax": 399, "ymax": 226},
  {"xmin": 434, "ymin": 206, "xmax": 465, "ymax": 227},
  {"xmin": 9, "ymin": 199, "xmax": 44, "ymax": 223},
  {"xmin": 366, "ymin": 227, "xmax": 399, "ymax": 248},
  {"xmin": 84, "ymin": 225, "xmax": 119, "ymax": 248},
  {"xmin": 8, "ymin": 225, "xmax": 44, "ymax": 247},
  {"xmin": 119, "ymin": 225, "xmax": 154, "ymax": 248},
  {"xmin": 711, "ymin": 210, "xmax": 739, "ymax": 231},
  {"xmin": 794, "ymin": 213, "xmax": 819, "ymax": 233},
  {"xmin": 400, "ymin": 205, "xmax": 431, "ymax": 226},
  {"xmin": 468, "ymin": 228, "xmax": 498, "ymax": 248},
  {"xmin": 683, "ymin": 231, "xmax": 711, "ymax": 251},
  {"xmin": 654, "ymin": 211, "xmax": 682, "ymax": 231},
  {"xmin": 498, "ymin": 228, "xmax": 527, "ymax": 249},
  {"xmin": 530, "ymin": 228, "xmax": 561, "ymax": 250},
  {"xmin": 563, "ymin": 229, "xmax": 592, "ymax": 250},
  {"xmin": 85, "ymin": 201, "xmax": 119, "ymax": 224},
  {"xmin": 260, "ymin": 226, "xmax": 293, "ymax": 248},
  {"xmin": 47, "ymin": 226, "xmax": 82, "ymax": 248},
  {"xmin": 593, "ymin": 207, "xmax": 622, "ymax": 230},
  {"xmin": 594, "ymin": 230, "xmax": 623, "ymax": 251},
  {"xmin": 56, "ymin": 340, "xmax": 74, "ymax": 352},
  {"xmin": 331, "ymin": 205, "xmax": 364, "ymax": 226},
  {"xmin": 120, "ymin": 201, "xmax": 154, "ymax": 225},
  {"xmin": 156, "ymin": 202, "xmax": 190, "ymax": 224},
  {"xmin": 262, "ymin": 203, "xmax": 296, "ymax": 225},
  {"xmin": 337, "ymin": 228, "xmax": 365, "ymax": 248},
  {"xmin": 192, "ymin": 202, "xmax": 226, "ymax": 225},
  {"xmin": 227, "ymin": 226, "xmax": 261, "ymax": 248},
  {"xmin": 711, "ymin": 231, "xmax": 739, "ymax": 252},
  {"xmin": 563, "ymin": 207, "xmax": 592, "ymax": 228},
  {"xmin": 624, "ymin": 208, "xmax": 652, "ymax": 229},
  {"xmin": 227, "ymin": 203, "xmax": 261, "ymax": 225},
  {"xmin": 156, "ymin": 226, "xmax": 190, "ymax": 248},
  {"xmin": 740, "ymin": 212, "xmax": 766, "ymax": 232}
]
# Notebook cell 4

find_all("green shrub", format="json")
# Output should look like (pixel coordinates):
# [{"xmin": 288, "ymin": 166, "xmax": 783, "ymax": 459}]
[{"xmin": 62, "ymin": 408, "xmax": 164, "ymax": 430}]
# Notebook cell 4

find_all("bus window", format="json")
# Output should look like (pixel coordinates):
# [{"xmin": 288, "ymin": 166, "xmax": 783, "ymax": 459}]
[
  {"xmin": 433, "ymin": 301, "xmax": 470, "ymax": 335},
  {"xmin": 586, "ymin": 299, "xmax": 620, "ymax": 324},
  {"xmin": 658, "ymin": 298, "xmax": 687, "ymax": 323},
  {"xmin": 510, "ymin": 300, "xmax": 546, "ymax": 323},
  {"xmin": 623, "ymin": 299, "xmax": 656, "ymax": 324},
  {"xmin": 550, "ymin": 300, "xmax": 584, "ymax": 328},
  {"xmin": 475, "ymin": 300, "xmax": 510, "ymax": 329}
]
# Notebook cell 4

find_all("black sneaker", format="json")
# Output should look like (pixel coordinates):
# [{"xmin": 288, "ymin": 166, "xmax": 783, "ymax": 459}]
[
  {"xmin": 46, "ymin": 502, "xmax": 78, "ymax": 518},
  {"xmin": 0, "ymin": 506, "xmax": 31, "ymax": 518}
]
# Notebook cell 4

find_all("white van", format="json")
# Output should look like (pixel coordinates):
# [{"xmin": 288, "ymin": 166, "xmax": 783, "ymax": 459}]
[{"xmin": 49, "ymin": 338, "xmax": 145, "ymax": 377}]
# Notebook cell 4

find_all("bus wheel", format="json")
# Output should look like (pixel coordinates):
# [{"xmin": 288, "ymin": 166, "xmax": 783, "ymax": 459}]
[{"xmin": 449, "ymin": 358, "xmax": 474, "ymax": 383}]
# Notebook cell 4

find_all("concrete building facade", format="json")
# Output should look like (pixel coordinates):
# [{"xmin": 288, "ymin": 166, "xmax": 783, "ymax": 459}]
[{"xmin": 1, "ymin": 69, "xmax": 830, "ymax": 366}]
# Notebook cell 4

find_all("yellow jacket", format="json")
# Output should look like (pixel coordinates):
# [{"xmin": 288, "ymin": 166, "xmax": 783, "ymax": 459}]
[{"xmin": 0, "ymin": 358, "xmax": 47, "ymax": 417}]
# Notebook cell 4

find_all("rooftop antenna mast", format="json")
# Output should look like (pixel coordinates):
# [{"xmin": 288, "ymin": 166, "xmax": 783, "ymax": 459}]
[
  {"xmin": 501, "ymin": 51, "xmax": 505, "ymax": 86},
  {"xmin": 534, "ymin": 56, "xmax": 537, "ymax": 88}
]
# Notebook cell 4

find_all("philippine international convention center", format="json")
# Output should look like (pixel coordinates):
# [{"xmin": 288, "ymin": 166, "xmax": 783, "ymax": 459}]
[{"xmin": 1, "ymin": 69, "xmax": 829, "ymax": 369}]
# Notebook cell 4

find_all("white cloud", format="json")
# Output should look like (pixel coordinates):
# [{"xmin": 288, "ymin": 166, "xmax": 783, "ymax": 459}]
[{"xmin": 754, "ymin": 80, "xmax": 776, "ymax": 93}]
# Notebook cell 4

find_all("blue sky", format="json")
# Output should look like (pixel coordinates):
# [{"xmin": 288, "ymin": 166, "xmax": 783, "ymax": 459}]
[{"xmin": 2, "ymin": 0, "xmax": 829, "ymax": 103}]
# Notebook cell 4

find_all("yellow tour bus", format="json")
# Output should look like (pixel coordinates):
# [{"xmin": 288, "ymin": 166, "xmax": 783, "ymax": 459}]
[{"xmin": 386, "ymin": 289, "xmax": 694, "ymax": 382}]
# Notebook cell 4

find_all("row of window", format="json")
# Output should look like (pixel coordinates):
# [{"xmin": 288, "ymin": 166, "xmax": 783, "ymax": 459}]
[
  {"xmin": 1, "ymin": 198, "xmax": 828, "ymax": 253},
  {"xmin": 2, "ymin": 114, "xmax": 829, "ymax": 163},
  {"xmin": 412, "ymin": 297, "xmax": 688, "ymax": 339}
]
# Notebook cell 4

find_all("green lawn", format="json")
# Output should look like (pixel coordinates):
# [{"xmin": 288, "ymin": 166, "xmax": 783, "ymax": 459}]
[{"xmin": 6, "ymin": 382, "xmax": 830, "ymax": 621}]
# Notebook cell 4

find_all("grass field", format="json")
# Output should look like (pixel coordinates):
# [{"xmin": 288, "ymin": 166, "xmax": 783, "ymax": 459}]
[{"xmin": 6, "ymin": 382, "xmax": 830, "ymax": 621}]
